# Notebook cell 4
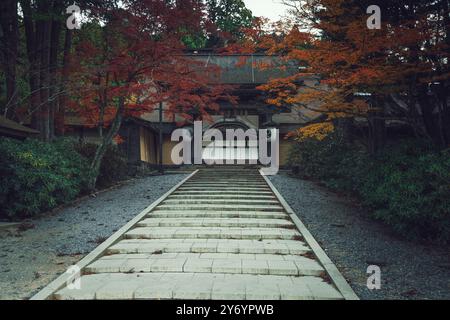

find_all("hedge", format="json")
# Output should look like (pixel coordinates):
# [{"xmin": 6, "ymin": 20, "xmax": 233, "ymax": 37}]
[
  {"xmin": 288, "ymin": 135, "xmax": 450, "ymax": 243},
  {"xmin": 0, "ymin": 138, "xmax": 90, "ymax": 218},
  {"xmin": 0, "ymin": 138, "xmax": 128, "ymax": 219}
]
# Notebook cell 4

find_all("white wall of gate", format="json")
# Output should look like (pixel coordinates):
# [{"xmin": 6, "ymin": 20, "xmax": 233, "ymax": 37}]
[{"xmin": 202, "ymin": 140, "xmax": 259, "ymax": 163}]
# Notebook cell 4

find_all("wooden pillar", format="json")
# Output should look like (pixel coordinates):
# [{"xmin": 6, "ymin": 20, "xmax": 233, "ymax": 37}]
[
  {"xmin": 159, "ymin": 102, "xmax": 164, "ymax": 174},
  {"xmin": 367, "ymin": 95, "xmax": 386, "ymax": 155}
]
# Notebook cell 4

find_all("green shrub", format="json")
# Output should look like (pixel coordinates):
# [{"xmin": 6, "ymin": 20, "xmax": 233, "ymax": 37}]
[
  {"xmin": 289, "ymin": 135, "xmax": 450, "ymax": 243},
  {"xmin": 0, "ymin": 138, "xmax": 90, "ymax": 219},
  {"xmin": 359, "ymin": 145, "xmax": 450, "ymax": 242},
  {"xmin": 75, "ymin": 143, "xmax": 128, "ymax": 189}
]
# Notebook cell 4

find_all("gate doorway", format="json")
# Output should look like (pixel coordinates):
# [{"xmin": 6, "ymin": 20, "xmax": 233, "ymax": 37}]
[{"xmin": 202, "ymin": 121, "xmax": 259, "ymax": 165}]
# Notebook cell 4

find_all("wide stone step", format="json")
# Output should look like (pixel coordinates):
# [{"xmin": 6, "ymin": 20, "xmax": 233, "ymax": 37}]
[
  {"xmin": 172, "ymin": 190, "xmax": 274, "ymax": 195},
  {"xmin": 167, "ymin": 195, "xmax": 276, "ymax": 200},
  {"xmin": 148, "ymin": 211, "xmax": 289, "ymax": 219},
  {"xmin": 177, "ymin": 187, "xmax": 271, "ymax": 192},
  {"xmin": 54, "ymin": 273, "xmax": 343, "ymax": 300},
  {"xmin": 137, "ymin": 218, "xmax": 294, "ymax": 228},
  {"xmin": 99, "ymin": 252, "xmax": 311, "ymax": 261},
  {"xmin": 195, "ymin": 171, "xmax": 259, "ymax": 175},
  {"xmin": 195, "ymin": 172, "xmax": 259, "ymax": 175},
  {"xmin": 186, "ymin": 180, "xmax": 266, "ymax": 184},
  {"xmin": 108, "ymin": 239, "xmax": 310, "ymax": 255},
  {"xmin": 189, "ymin": 177, "xmax": 266, "ymax": 183},
  {"xmin": 190, "ymin": 178, "xmax": 265, "ymax": 181},
  {"xmin": 85, "ymin": 254, "xmax": 324, "ymax": 276},
  {"xmin": 193, "ymin": 176, "xmax": 261, "ymax": 180},
  {"xmin": 162, "ymin": 199, "xmax": 279, "ymax": 205},
  {"xmin": 193, "ymin": 176, "xmax": 262, "ymax": 180},
  {"xmin": 183, "ymin": 182, "xmax": 267, "ymax": 185},
  {"xmin": 181, "ymin": 185, "xmax": 268, "ymax": 190},
  {"xmin": 154, "ymin": 204, "xmax": 284, "ymax": 212},
  {"xmin": 125, "ymin": 227, "xmax": 301, "ymax": 240}
]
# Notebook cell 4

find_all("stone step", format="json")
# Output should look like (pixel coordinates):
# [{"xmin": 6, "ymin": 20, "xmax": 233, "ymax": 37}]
[
  {"xmin": 195, "ymin": 171, "xmax": 259, "ymax": 174},
  {"xmin": 162, "ymin": 199, "xmax": 279, "ymax": 205},
  {"xmin": 154, "ymin": 204, "xmax": 285, "ymax": 212},
  {"xmin": 85, "ymin": 254, "xmax": 324, "ymax": 276},
  {"xmin": 177, "ymin": 187, "xmax": 270, "ymax": 191},
  {"xmin": 107, "ymin": 239, "xmax": 310, "ymax": 255},
  {"xmin": 183, "ymin": 184, "xmax": 268, "ymax": 189},
  {"xmin": 100, "ymin": 252, "xmax": 310, "ymax": 261},
  {"xmin": 137, "ymin": 218, "xmax": 294, "ymax": 228},
  {"xmin": 189, "ymin": 184, "xmax": 265, "ymax": 187},
  {"xmin": 183, "ymin": 182, "xmax": 267, "ymax": 186},
  {"xmin": 172, "ymin": 190, "xmax": 274, "ymax": 195},
  {"xmin": 188, "ymin": 182, "xmax": 265, "ymax": 186},
  {"xmin": 178, "ymin": 187, "xmax": 271, "ymax": 192},
  {"xmin": 167, "ymin": 194, "xmax": 276, "ymax": 200},
  {"xmin": 54, "ymin": 273, "xmax": 344, "ymax": 300},
  {"xmin": 193, "ymin": 176, "xmax": 262, "ymax": 180},
  {"xmin": 187, "ymin": 180, "xmax": 266, "ymax": 183},
  {"xmin": 124, "ymin": 227, "xmax": 301, "ymax": 240},
  {"xmin": 198, "ymin": 168, "xmax": 259, "ymax": 172},
  {"xmin": 190, "ymin": 177, "xmax": 264, "ymax": 181},
  {"xmin": 148, "ymin": 211, "xmax": 289, "ymax": 219},
  {"xmin": 193, "ymin": 176, "xmax": 261, "ymax": 179}
]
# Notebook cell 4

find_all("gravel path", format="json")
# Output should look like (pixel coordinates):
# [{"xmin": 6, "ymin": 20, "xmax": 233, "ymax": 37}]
[
  {"xmin": 270, "ymin": 173, "xmax": 450, "ymax": 300},
  {"xmin": 0, "ymin": 173, "xmax": 188, "ymax": 300}
]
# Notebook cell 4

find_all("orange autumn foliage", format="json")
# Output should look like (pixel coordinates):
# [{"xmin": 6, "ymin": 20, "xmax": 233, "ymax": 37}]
[
  {"xmin": 241, "ymin": 0, "xmax": 449, "ymax": 129},
  {"xmin": 288, "ymin": 122, "xmax": 335, "ymax": 142}
]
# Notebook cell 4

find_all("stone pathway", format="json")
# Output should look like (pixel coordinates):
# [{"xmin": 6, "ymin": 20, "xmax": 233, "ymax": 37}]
[{"xmin": 33, "ymin": 168, "xmax": 357, "ymax": 300}]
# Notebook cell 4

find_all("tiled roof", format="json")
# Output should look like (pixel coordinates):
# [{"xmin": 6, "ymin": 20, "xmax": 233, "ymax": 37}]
[{"xmin": 187, "ymin": 54, "xmax": 303, "ymax": 84}]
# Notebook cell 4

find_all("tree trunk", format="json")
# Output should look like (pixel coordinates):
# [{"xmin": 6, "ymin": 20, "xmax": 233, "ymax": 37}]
[
  {"xmin": 20, "ymin": 0, "xmax": 41, "ymax": 132},
  {"xmin": 49, "ymin": 13, "xmax": 62, "ymax": 139},
  {"xmin": 21, "ymin": 0, "xmax": 60, "ymax": 140},
  {"xmin": 417, "ymin": 84, "xmax": 445, "ymax": 148},
  {"xmin": 38, "ymin": 0, "xmax": 53, "ymax": 141},
  {"xmin": 335, "ymin": 117, "xmax": 354, "ymax": 144},
  {"xmin": 88, "ymin": 97, "xmax": 125, "ymax": 191},
  {"xmin": 0, "ymin": 0, "xmax": 19, "ymax": 119},
  {"xmin": 56, "ymin": 28, "xmax": 73, "ymax": 136},
  {"xmin": 438, "ymin": 83, "xmax": 450, "ymax": 144}
]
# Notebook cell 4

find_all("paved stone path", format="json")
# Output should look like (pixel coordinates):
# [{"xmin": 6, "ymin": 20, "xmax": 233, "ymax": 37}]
[{"xmin": 33, "ymin": 168, "xmax": 357, "ymax": 300}]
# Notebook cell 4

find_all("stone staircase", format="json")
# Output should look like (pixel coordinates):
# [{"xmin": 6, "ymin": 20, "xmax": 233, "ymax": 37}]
[{"xmin": 48, "ymin": 167, "xmax": 352, "ymax": 300}]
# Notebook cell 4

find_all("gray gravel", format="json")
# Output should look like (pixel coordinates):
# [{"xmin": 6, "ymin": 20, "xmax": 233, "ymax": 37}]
[
  {"xmin": 270, "ymin": 173, "xmax": 450, "ymax": 300},
  {"xmin": 0, "ymin": 173, "xmax": 188, "ymax": 300}
]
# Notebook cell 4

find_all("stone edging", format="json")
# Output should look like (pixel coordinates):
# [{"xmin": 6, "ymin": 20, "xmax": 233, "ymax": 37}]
[
  {"xmin": 259, "ymin": 170, "xmax": 359, "ymax": 301},
  {"xmin": 30, "ymin": 170, "xmax": 199, "ymax": 300}
]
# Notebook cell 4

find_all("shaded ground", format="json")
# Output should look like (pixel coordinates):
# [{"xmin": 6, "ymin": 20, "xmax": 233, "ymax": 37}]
[
  {"xmin": 270, "ymin": 173, "xmax": 450, "ymax": 300},
  {"xmin": 0, "ymin": 173, "xmax": 188, "ymax": 300}
]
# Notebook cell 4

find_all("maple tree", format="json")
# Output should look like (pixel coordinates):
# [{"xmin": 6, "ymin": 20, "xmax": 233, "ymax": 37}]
[
  {"xmin": 241, "ymin": 0, "xmax": 449, "ymax": 152},
  {"xmin": 69, "ymin": 0, "xmax": 235, "ymax": 189}
]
